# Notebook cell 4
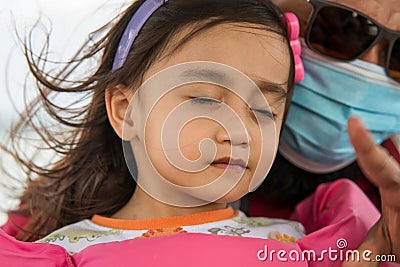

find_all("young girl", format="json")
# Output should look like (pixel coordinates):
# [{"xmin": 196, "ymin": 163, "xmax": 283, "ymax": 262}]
[
  {"xmin": 1, "ymin": 1, "xmax": 397, "ymax": 266},
  {"xmin": 3, "ymin": 0, "xmax": 306, "ymax": 250}
]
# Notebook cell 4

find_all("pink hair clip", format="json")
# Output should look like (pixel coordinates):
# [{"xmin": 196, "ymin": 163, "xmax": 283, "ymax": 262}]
[{"xmin": 284, "ymin": 12, "xmax": 304, "ymax": 83}]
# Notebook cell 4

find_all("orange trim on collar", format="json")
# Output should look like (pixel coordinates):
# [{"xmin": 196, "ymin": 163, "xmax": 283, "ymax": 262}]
[{"xmin": 92, "ymin": 206, "xmax": 237, "ymax": 230}]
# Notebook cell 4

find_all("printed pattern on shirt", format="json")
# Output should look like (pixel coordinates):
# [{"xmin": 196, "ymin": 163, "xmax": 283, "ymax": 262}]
[
  {"xmin": 37, "ymin": 211, "xmax": 306, "ymax": 255},
  {"xmin": 138, "ymin": 227, "xmax": 187, "ymax": 238},
  {"xmin": 38, "ymin": 228, "xmax": 123, "ymax": 244}
]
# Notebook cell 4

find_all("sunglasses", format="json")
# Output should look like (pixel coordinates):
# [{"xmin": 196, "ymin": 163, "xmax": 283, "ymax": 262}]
[{"xmin": 305, "ymin": 0, "xmax": 400, "ymax": 82}]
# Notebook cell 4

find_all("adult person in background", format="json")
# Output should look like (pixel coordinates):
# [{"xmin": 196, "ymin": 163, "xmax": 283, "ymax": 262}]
[{"xmin": 246, "ymin": 0, "xmax": 400, "ymax": 265}]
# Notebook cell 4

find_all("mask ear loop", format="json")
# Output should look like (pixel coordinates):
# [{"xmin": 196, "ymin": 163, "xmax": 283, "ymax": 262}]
[{"xmin": 284, "ymin": 12, "xmax": 304, "ymax": 83}]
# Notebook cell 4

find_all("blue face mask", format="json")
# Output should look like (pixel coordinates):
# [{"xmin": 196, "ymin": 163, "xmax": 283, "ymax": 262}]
[{"xmin": 279, "ymin": 44, "xmax": 400, "ymax": 173}]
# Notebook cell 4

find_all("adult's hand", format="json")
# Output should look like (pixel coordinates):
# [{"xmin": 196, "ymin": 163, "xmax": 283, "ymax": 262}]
[{"xmin": 342, "ymin": 117, "xmax": 400, "ymax": 267}]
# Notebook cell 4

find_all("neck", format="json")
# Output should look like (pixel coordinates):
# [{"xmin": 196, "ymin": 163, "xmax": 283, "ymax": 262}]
[{"xmin": 112, "ymin": 186, "xmax": 227, "ymax": 220}]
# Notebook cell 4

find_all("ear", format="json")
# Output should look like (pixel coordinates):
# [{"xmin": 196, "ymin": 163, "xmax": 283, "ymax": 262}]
[{"xmin": 105, "ymin": 85, "xmax": 137, "ymax": 140}]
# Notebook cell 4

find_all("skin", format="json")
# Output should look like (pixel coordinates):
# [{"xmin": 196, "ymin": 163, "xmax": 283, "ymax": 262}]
[
  {"xmin": 273, "ymin": 0, "xmax": 400, "ymax": 265},
  {"xmin": 105, "ymin": 23, "xmax": 291, "ymax": 220}
]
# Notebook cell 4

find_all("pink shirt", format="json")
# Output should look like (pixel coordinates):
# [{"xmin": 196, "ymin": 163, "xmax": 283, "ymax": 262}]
[{"xmin": 1, "ymin": 179, "xmax": 398, "ymax": 266}]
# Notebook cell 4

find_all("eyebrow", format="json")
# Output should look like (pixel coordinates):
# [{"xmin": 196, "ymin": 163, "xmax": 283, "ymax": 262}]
[
  {"xmin": 183, "ymin": 68, "xmax": 287, "ymax": 100},
  {"xmin": 253, "ymin": 79, "xmax": 288, "ymax": 101},
  {"xmin": 182, "ymin": 68, "xmax": 228, "ymax": 84}
]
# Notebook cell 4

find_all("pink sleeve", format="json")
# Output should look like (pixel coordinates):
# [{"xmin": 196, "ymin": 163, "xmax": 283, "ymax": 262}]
[
  {"xmin": 0, "ymin": 229, "xmax": 74, "ymax": 267},
  {"xmin": 73, "ymin": 233, "xmax": 308, "ymax": 267},
  {"xmin": 292, "ymin": 179, "xmax": 379, "ymax": 233},
  {"xmin": 0, "ymin": 213, "xmax": 30, "ymax": 237},
  {"xmin": 292, "ymin": 179, "xmax": 399, "ymax": 267}
]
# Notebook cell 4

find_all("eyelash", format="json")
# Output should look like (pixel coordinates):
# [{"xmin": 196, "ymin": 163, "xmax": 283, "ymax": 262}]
[
  {"xmin": 189, "ymin": 97, "xmax": 276, "ymax": 120},
  {"xmin": 251, "ymin": 108, "xmax": 276, "ymax": 120},
  {"xmin": 189, "ymin": 97, "xmax": 221, "ymax": 105}
]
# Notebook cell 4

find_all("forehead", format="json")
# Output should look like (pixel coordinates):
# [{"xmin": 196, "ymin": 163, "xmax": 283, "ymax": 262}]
[
  {"xmin": 322, "ymin": 0, "xmax": 400, "ymax": 31},
  {"xmin": 144, "ymin": 23, "xmax": 291, "ymax": 88}
]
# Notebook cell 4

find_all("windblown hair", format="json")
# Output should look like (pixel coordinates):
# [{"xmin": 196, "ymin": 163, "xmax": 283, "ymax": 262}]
[{"xmin": 3, "ymin": 0, "xmax": 295, "ymax": 241}]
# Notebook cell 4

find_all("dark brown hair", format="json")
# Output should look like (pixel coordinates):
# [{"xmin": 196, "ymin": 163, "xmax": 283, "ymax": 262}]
[{"xmin": 3, "ymin": 0, "xmax": 295, "ymax": 241}]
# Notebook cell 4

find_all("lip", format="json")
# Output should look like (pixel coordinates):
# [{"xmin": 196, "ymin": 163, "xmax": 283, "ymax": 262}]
[{"xmin": 211, "ymin": 157, "xmax": 248, "ymax": 172}]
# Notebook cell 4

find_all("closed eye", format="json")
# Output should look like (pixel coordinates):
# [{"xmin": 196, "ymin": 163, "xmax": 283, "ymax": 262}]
[
  {"xmin": 251, "ymin": 108, "xmax": 276, "ymax": 121},
  {"xmin": 189, "ymin": 97, "xmax": 222, "ymax": 105}
]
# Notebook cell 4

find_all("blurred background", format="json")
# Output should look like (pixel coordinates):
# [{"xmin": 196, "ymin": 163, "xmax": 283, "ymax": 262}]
[{"xmin": 0, "ymin": 0, "xmax": 128, "ymax": 225}]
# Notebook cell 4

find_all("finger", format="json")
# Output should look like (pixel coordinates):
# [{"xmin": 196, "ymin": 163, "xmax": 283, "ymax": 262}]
[
  {"xmin": 347, "ymin": 117, "xmax": 400, "ymax": 190},
  {"xmin": 348, "ymin": 117, "xmax": 400, "ymax": 262}
]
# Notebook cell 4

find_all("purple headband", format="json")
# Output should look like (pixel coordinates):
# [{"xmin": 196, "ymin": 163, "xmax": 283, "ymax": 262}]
[
  {"xmin": 112, "ymin": 0, "xmax": 168, "ymax": 71},
  {"xmin": 111, "ymin": 0, "xmax": 304, "ymax": 83}
]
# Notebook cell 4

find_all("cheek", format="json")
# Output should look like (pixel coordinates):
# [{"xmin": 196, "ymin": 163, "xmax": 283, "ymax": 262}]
[
  {"xmin": 142, "ymin": 96, "xmax": 180, "ymax": 153},
  {"xmin": 249, "ymin": 116, "xmax": 280, "ymax": 163},
  {"xmin": 178, "ymin": 119, "xmax": 218, "ymax": 161},
  {"xmin": 249, "ymin": 125, "xmax": 263, "ymax": 159},
  {"xmin": 142, "ymin": 103, "xmax": 173, "ymax": 167}
]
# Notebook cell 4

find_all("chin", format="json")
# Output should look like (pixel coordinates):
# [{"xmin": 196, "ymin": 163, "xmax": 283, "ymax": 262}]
[{"xmin": 214, "ymin": 189, "xmax": 248, "ymax": 204}]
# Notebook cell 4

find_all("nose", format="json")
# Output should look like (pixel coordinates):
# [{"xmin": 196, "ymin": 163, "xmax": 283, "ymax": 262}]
[
  {"xmin": 360, "ymin": 39, "xmax": 388, "ymax": 67},
  {"xmin": 215, "ymin": 116, "xmax": 251, "ymax": 147}
]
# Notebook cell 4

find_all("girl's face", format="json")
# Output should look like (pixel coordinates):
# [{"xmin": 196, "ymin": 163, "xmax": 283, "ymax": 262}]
[{"xmin": 111, "ymin": 23, "xmax": 291, "ymax": 205}]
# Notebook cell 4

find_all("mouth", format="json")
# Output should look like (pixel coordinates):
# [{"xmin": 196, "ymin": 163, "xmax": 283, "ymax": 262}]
[{"xmin": 211, "ymin": 157, "xmax": 248, "ymax": 172}]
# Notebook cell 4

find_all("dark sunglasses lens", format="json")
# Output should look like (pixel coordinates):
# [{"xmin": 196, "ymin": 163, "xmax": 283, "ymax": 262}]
[
  {"xmin": 308, "ymin": 6, "xmax": 379, "ymax": 60},
  {"xmin": 388, "ymin": 38, "xmax": 400, "ymax": 82}
]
